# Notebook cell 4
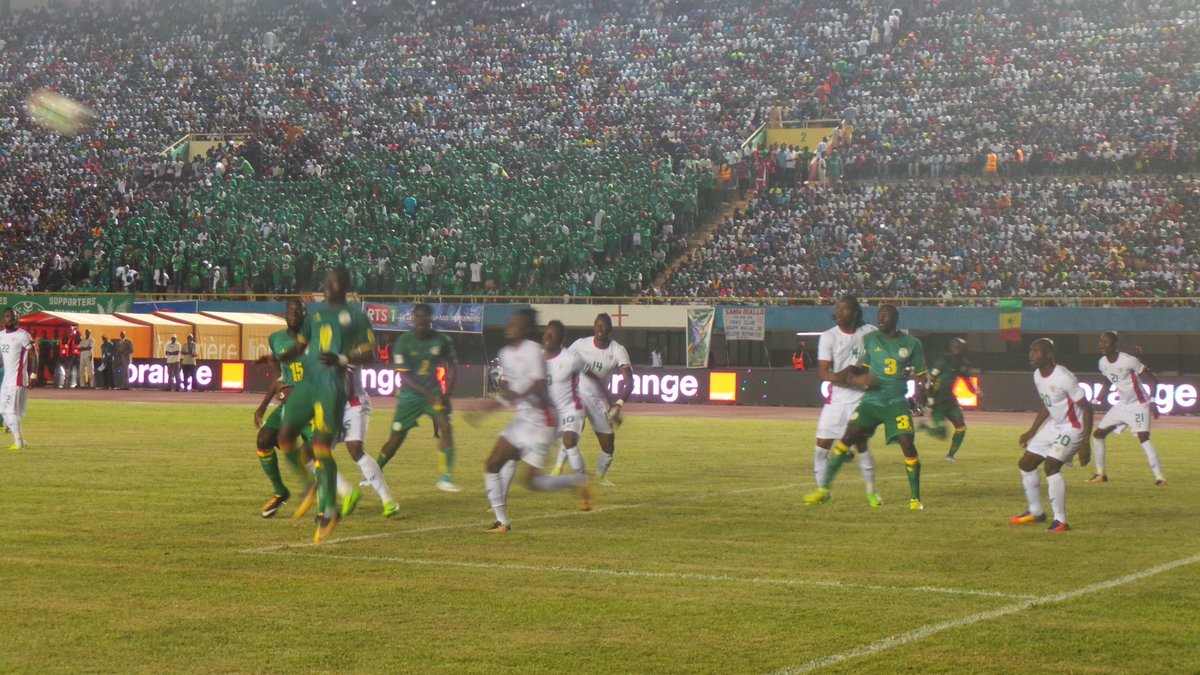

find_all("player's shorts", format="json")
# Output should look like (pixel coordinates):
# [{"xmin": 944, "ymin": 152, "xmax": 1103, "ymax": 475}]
[
  {"xmin": 0, "ymin": 385, "xmax": 28, "ymax": 416},
  {"xmin": 848, "ymin": 400, "xmax": 915, "ymax": 444},
  {"xmin": 1098, "ymin": 401, "xmax": 1152, "ymax": 435},
  {"xmin": 816, "ymin": 400, "xmax": 859, "ymax": 440},
  {"xmin": 1026, "ymin": 422, "xmax": 1084, "ymax": 463},
  {"xmin": 282, "ymin": 384, "xmax": 346, "ymax": 439},
  {"xmin": 556, "ymin": 404, "xmax": 584, "ymax": 437},
  {"xmin": 930, "ymin": 399, "xmax": 964, "ymax": 426},
  {"xmin": 580, "ymin": 394, "xmax": 615, "ymax": 435},
  {"xmin": 391, "ymin": 393, "xmax": 447, "ymax": 433},
  {"xmin": 500, "ymin": 415, "xmax": 554, "ymax": 469},
  {"xmin": 342, "ymin": 399, "xmax": 372, "ymax": 444},
  {"xmin": 262, "ymin": 404, "xmax": 314, "ymax": 444}
]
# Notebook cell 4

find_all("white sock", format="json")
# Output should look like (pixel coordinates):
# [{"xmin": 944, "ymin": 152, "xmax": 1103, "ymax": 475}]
[
  {"xmin": 335, "ymin": 471, "xmax": 353, "ymax": 499},
  {"xmin": 597, "ymin": 450, "xmax": 614, "ymax": 478},
  {"xmin": 484, "ymin": 472, "xmax": 509, "ymax": 525},
  {"xmin": 813, "ymin": 445, "xmax": 829, "ymax": 485},
  {"xmin": 1092, "ymin": 437, "xmax": 1106, "ymax": 474},
  {"xmin": 1021, "ymin": 469, "xmax": 1043, "ymax": 516},
  {"xmin": 1047, "ymin": 472, "xmax": 1067, "ymax": 524},
  {"xmin": 564, "ymin": 446, "xmax": 586, "ymax": 475},
  {"xmin": 3, "ymin": 414, "xmax": 21, "ymax": 446},
  {"xmin": 499, "ymin": 459, "xmax": 518, "ymax": 505},
  {"xmin": 554, "ymin": 447, "xmax": 568, "ymax": 471},
  {"xmin": 1141, "ymin": 440, "xmax": 1164, "ymax": 479},
  {"xmin": 531, "ymin": 473, "xmax": 583, "ymax": 491},
  {"xmin": 355, "ymin": 454, "xmax": 393, "ymax": 503},
  {"xmin": 857, "ymin": 448, "xmax": 876, "ymax": 494}
]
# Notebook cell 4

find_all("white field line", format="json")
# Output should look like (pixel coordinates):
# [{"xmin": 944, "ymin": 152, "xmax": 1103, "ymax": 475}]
[
  {"xmin": 253, "ymin": 548, "xmax": 1037, "ymax": 600},
  {"xmin": 772, "ymin": 551, "xmax": 1200, "ymax": 674}
]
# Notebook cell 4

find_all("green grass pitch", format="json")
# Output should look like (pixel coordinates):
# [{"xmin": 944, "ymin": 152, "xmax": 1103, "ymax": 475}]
[{"xmin": 2, "ymin": 400, "xmax": 1199, "ymax": 673}]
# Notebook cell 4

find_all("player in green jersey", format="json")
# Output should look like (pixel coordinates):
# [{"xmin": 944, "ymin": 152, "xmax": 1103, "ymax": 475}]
[
  {"xmin": 252, "ymin": 298, "xmax": 312, "ymax": 517},
  {"xmin": 375, "ymin": 303, "xmax": 460, "ymax": 492},
  {"xmin": 921, "ymin": 338, "xmax": 979, "ymax": 462},
  {"xmin": 275, "ymin": 266, "xmax": 377, "ymax": 544},
  {"xmin": 805, "ymin": 304, "xmax": 929, "ymax": 510}
]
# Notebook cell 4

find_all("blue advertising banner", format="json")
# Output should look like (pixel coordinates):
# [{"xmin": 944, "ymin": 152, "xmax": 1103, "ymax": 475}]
[{"xmin": 363, "ymin": 302, "xmax": 484, "ymax": 334}]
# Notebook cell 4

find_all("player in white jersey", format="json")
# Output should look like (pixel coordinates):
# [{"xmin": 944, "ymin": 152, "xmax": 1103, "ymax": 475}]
[
  {"xmin": 543, "ymin": 320, "xmax": 590, "ymax": 477},
  {"xmin": 557, "ymin": 313, "xmax": 633, "ymax": 485},
  {"xmin": 1010, "ymin": 339, "xmax": 1092, "ymax": 533},
  {"xmin": 340, "ymin": 366, "xmax": 399, "ymax": 518},
  {"xmin": 1089, "ymin": 332, "xmax": 1165, "ymax": 485},
  {"xmin": 814, "ymin": 295, "xmax": 881, "ymax": 506},
  {"xmin": 0, "ymin": 308, "xmax": 38, "ymax": 450},
  {"xmin": 483, "ymin": 309, "xmax": 592, "ymax": 533}
]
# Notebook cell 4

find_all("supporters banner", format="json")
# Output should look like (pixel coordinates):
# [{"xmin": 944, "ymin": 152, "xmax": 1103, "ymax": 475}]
[
  {"xmin": 363, "ymin": 302, "xmax": 484, "ymax": 334},
  {"xmin": 722, "ymin": 307, "xmax": 766, "ymax": 341},
  {"xmin": 0, "ymin": 293, "xmax": 133, "ymax": 317},
  {"xmin": 998, "ymin": 299, "xmax": 1024, "ymax": 342},
  {"xmin": 686, "ymin": 307, "xmax": 715, "ymax": 369}
]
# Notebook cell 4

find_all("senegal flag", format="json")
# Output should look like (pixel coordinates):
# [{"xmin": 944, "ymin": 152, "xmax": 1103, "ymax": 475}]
[{"xmin": 999, "ymin": 299, "xmax": 1023, "ymax": 342}]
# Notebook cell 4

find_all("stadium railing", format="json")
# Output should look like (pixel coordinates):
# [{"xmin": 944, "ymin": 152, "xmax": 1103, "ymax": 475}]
[{"xmin": 26, "ymin": 292, "xmax": 1200, "ymax": 308}]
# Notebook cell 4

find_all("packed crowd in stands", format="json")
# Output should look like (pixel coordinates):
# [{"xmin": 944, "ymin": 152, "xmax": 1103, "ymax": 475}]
[
  {"xmin": 663, "ymin": 175, "xmax": 1200, "ymax": 300},
  {"xmin": 0, "ymin": 0, "xmax": 1197, "ymax": 298}
]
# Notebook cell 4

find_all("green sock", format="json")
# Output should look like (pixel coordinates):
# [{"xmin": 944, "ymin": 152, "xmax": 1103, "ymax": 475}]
[
  {"xmin": 905, "ymin": 457, "xmax": 921, "ymax": 499},
  {"xmin": 439, "ymin": 446, "xmax": 455, "ymax": 478},
  {"xmin": 257, "ymin": 448, "xmax": 288, "ymax": 495},
  {"xmin": 377, "ymin": 452, "xmax": 393, "ymax": 471},
  {"xmin": 948, "ymin": 429, "xmax": 966, "ymax": 458},
  {"xmin": 315, "ymin": 449, "xmax": 338, "ymax": 517},
  {"xmin": 280, "ymin": 447, "xmax": 305, "ymax": 480},
  {"xmin": 822, "ymin": 442, "xmax": 851, "ymax": 489}
]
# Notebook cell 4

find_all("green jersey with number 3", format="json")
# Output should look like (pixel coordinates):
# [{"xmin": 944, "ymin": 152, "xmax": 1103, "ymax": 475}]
[{"xmin": 859, "ymin": 331, "xmax": 927, "ymax": 407}]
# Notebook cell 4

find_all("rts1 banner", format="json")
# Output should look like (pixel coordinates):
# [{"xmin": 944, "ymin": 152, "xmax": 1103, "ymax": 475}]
[{"xmin": 363, "ymin": 302, "xmax": 484, "ymax": 334}]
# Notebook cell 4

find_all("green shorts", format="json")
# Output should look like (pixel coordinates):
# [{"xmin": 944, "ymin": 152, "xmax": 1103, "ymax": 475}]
[
  {"xmin": 263, "ymin": 405, "xmax": 313, "ymax": 443},
  {"xmin": 929, "ymin": 399, "xmax": 964, "ymax": 426},
  {"xmin": 391, "ymin": 393, "xmax": 448, "ymax": 433},
  {"xmin": 281, "ymin": 385, "xmax": 346, "ymax": 439},
  {"xmin": 849, "ymin": 401, "xmax": 915, "ymax": 444}
]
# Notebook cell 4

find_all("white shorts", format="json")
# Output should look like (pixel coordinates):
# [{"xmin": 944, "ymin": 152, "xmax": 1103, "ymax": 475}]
[
  {"xmin": 816, "ymin": 400, "xmax": 858, "ymax": 440},
  {"xmin": 0, "ymin": 385, "xmax": 27, "ymax": 416},
  {"xmin": 580, "ymin": 395, "xmax": 614, "ymax": 435},
  {"xmin": 500, "ymin": 416, "xmax": 554, "ymax": 469},
  {"xmin": 1099, "ymin": 401, "xmax": 1152, "ymax": 435},
  {"xmin": 341, "ymin": 401, "xmax": 371, "ymax": 444},
  {"xmin": 556, "ymin": 404, "xmax": 584, "ymax": 437},
  {"xmin": 1026, "ymin": 422, "xmax": 1084, "ymax": 463}
]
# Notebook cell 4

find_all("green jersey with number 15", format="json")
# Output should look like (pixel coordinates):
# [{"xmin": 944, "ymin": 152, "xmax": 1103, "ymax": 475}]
[{"xmin": 269, "ymin": 329, "xmax": 304, "ymax": 386}]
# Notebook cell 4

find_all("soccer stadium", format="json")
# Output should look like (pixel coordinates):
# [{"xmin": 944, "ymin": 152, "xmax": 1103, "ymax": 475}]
[{"xmin": 2, "ymin": 0, "xmax": 1199, "ymax": 671}]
